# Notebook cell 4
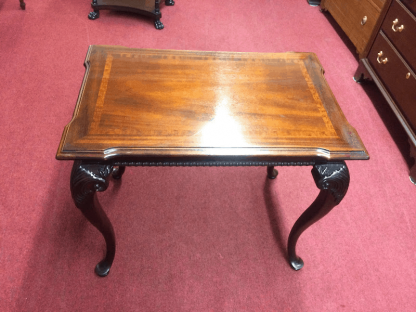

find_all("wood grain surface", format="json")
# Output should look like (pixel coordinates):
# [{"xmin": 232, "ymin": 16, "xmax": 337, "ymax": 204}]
[
  {"xmin": 56, "ymin": 46, "xmax": 369, "ymax": 162},
  {"xmin": 321, "ymin": 0, "xmax": 386, "ymax": 55}
]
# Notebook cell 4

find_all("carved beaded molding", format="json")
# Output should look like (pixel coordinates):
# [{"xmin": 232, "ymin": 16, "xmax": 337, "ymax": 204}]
[{"xmin": 113, "ymin": 161, "xmax": 316, "ymax": 167}]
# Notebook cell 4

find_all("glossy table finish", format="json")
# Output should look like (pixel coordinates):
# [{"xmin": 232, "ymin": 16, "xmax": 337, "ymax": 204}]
[{"xmin": 57, "ymin": 46, "xmax": 369, "ymax": 276}]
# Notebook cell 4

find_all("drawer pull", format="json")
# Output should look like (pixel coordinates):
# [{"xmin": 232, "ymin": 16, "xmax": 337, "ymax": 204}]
[
  {"xmin": 377, "ymin": 51, "xmax": 388, "ymax": 64},
  {"xmin": 392, "ymin": 19, "xmax": 404, "ymax": 32},
  {"xmin": 406, "ymin": 73, "xmax": 411, "ymax": 79},
  {"xmin": 361, "ymin": 16, "xmax": 367, "ymax": 25}
]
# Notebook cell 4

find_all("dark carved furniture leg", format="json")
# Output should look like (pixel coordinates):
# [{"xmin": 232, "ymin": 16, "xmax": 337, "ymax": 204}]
[
  {"xmin": 19, "ymin": 0, "xmax": 25, "ymax": 10},
  {"xmin": 353, "ymin": 59, "xmax": 370, "ymax": 83},
  {"xmin": 288, "ymin": 162, "xmax": 350, "ymax": 270},
  {"xmin": 70, "ymin": 160, "xmax": 115, "ymax": 277},
  {"xmin": 409, "ymin": 140, "xmax": 416, "ymax": 184},
  {"xmin": 307, "ymin": 0, "xmax": 321, "ymax": 6},
  {"xmin": 154, "ymin": 0, "xmax": 164, "ymax": 29},
  {"xmin": 165, "ymin": 0, "xmax": 175, "ymax": 5},
  {"xmin": 88, "ymin": 0, "xmax": 100, "ymax": 20},
  {"xmin": 267, "ymin": 166, "xmax": 278, "ymax": 179},
  {"xmin": 112, "ymin": 166, "xmax": 126, "ymax": 180}
]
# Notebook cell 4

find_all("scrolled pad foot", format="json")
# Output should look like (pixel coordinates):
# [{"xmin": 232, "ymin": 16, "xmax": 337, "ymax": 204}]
[
  {"xmin": 88, "ymin": 11, "xmax": 100, "ymax": 20},
  {"xmin": 267, "ymin": 166, "xmax": 278, "ymax": 179},
  {"xmin": 95, "ymin": 259, "xmax": 111, "ymax": 277},
  {"xmin": 154, "ymin": 19, "xmax": 164, "ymax": 29},
  {"xmin": 165, "ymin": 0, "xmax": 175, "ymax": 5},
  {"xmin": 290, "ymin": 257, "xmax": 304, "ymax": 271}
]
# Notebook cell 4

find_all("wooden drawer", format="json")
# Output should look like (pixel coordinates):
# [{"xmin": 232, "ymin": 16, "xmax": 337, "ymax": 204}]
[
  {"xmin": 401, "ymin": 0, "xmax": 416, "ymax": 16},
  {"xmin": 381, "ymin": 0, "xmax": 416, "ymax": 70},
  {"xmin": 368, "ymin": 31, "xmax": 416, "ymax": 131},
  {"xmin": 322, "ymin": 0, "xmax": 383, "ymax": 54}
]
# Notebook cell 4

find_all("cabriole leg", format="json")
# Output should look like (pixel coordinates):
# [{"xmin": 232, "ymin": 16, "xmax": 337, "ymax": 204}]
[
  {"xmin": 288, "ymin": 162, "xmax": 350, "ymax": 270},
  {"xmin": 70, "ymin": 160, "xmax": 115, "ymax": 277}
]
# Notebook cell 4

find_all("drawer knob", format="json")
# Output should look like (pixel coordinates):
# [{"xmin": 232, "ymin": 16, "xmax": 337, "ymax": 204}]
[
  {"xmin": 377, "ymin": 51, "xmax": 388, "ymax": 64},
  {"xmin": 406, "ymin": 73, "xmax": 411, "ymax": 79},
  {"xmin": 392, "ymin": 19, "xmax": 404, "ymax": 32},
  {"xmin": 361, "ymin": 16, "xmax": 367, "ymax": 25}
]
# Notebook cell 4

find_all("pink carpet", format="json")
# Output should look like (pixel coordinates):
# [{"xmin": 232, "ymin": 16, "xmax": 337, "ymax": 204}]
[{"xmin": 1, "ymin": 0, "xmax": 415, "ymax": 311}]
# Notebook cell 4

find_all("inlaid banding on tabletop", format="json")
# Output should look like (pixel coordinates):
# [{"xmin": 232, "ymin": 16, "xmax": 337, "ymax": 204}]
[{"xmin": 57, "ymin": 46, "xmax": 368, "ymax": 161}]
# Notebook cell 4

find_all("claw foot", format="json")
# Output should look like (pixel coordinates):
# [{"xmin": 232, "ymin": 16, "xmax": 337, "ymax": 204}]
[
  {"xmin": 154, "ymin": 19, "xmax": 164, "ymax": 29},
  {"xmin": 88, "ymin": 11, "xmax": 100, "ymax": 20}
]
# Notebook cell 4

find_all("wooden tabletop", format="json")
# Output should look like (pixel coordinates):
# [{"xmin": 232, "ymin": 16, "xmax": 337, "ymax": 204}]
[{"xmin": 56, "ymin": 46, "xmax": 369, "ymax": 162}]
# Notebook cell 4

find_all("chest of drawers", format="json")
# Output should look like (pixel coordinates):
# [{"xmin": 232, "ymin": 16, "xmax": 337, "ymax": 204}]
[
  {"xmin": 320, "ymin": 0, "xmax": 386, "ymax": 55},
  {"xmin": 355, "ymin": 0, "xmax": 416, "ymax": 183}
]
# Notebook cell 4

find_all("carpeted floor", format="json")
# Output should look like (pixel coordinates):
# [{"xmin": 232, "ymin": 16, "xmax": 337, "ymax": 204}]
[{"xmin": 1, "ymin": 0, "xmax": 415, "ymax": 311}]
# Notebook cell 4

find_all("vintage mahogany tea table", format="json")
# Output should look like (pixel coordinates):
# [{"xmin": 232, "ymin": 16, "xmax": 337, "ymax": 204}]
[{"xmin": 56, "ymin": 45, "xmax": 369, "ymax": 277}]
